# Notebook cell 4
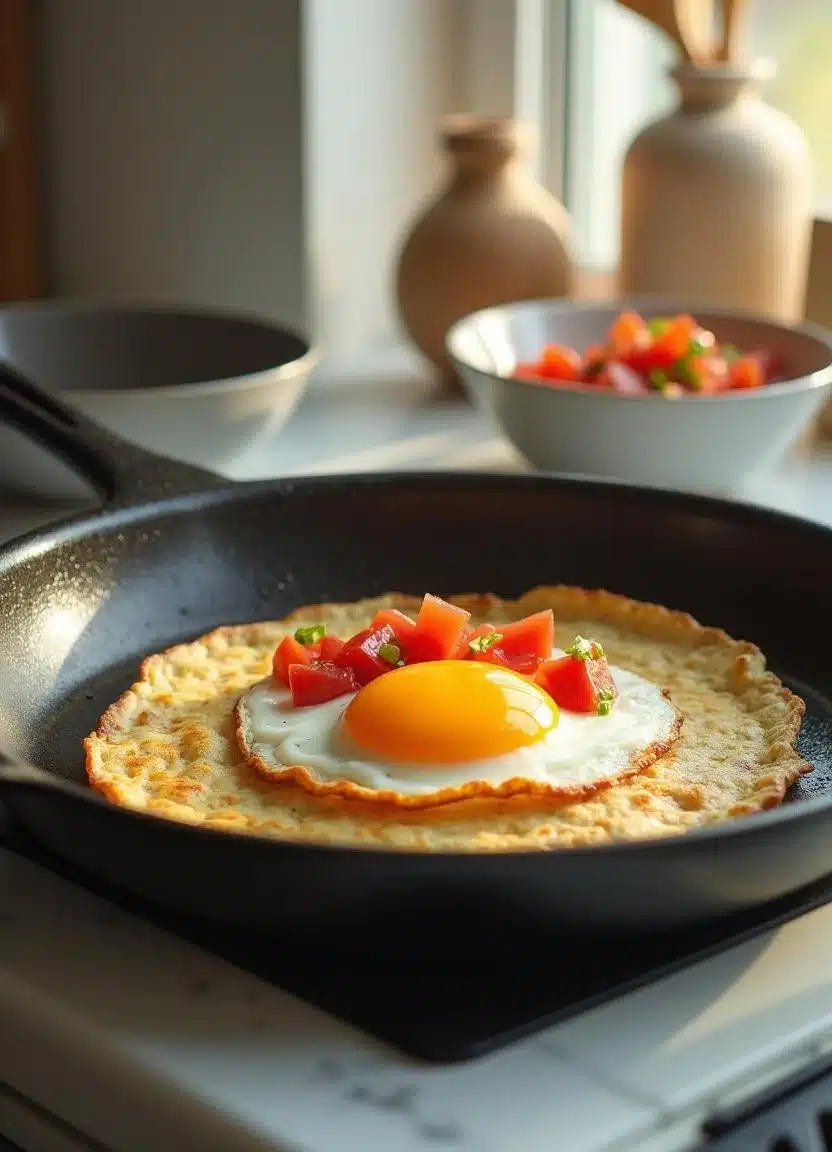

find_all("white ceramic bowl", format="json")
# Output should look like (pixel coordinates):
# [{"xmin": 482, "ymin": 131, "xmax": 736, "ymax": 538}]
[
  {"xmin": 447, "ymin": 297, "xmax": 832, "ymax": 492},
  {"xmin": 0, "ymin": 302, "xmax": 318, "ymax": 498}
]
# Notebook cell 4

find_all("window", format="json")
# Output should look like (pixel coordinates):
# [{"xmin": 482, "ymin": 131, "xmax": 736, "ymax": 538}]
[
  {"xmin": 750, "ymin": 0, "xmax": 832, "ymax": 210},
  {"xmin": 305, "ymin": 0, "xmax": 831, "ymax": 372},
  {"xmin": 562, "ymin": 0, "xmax": 832, "ymax": 268}
]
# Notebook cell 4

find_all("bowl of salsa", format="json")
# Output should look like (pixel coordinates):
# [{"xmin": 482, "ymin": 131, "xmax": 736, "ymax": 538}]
[{"xmin": 446, "ymin": 297, "xmax": 832, "ymax": 491}]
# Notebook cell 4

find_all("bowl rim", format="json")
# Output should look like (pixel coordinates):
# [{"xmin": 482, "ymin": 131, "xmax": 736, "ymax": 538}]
[
  {"xmin": 446, "ymin": 295, "xmax": 832, "ymax": 404},
  {"xmin": 0, "ymin": 298, "xmax": 320, "ymax": 400}
]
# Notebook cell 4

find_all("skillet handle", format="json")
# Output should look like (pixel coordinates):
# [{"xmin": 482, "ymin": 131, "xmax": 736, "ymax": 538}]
[
  {"xmin": 0, "ymin": 750, "xmax": 80, "ymax": 842},
  {"xmin": 0, "ymin": 752, "xmax": 57, "ymax": 787},
  {"xmin": 0, "ymin": 361, "xmax": 223, "ymax": 505}
]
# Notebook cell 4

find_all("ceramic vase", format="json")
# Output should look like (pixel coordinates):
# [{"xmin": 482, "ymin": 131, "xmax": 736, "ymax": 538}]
[
  {"xmin": 619, "ymin": 61, "xmax": 813, "ymax": 323},
  {"xmin": 395, "ymin": 116, "xmax": 572, "ymax": 383}
]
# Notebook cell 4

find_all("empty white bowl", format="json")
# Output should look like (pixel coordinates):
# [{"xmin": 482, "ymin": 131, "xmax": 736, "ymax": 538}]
[
  {"xmin": 0, "ymin": 302, "xmax": 319, "ymax": 498},
  {"xmin": 447, "ymin": 297, "xmax": 832, "ymax": 492}
]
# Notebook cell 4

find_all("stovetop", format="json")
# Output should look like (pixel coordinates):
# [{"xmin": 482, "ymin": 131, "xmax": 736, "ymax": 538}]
[
  {"xmin": 7, "ymin": 825, "xmax": 832, "ymax": 1069},
  {"xmin": 7, "ymin": 831, "xmax": 832, "ymax": 1152},
  {"xmin": 157, "ymin": 877, "xmax": 832, "ymax": 1066}
]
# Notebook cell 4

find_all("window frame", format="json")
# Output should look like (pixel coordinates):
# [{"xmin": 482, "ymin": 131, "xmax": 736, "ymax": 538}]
[{"xmin": 458, "ymin": 0, "xmax": 569, "ymax": 200}]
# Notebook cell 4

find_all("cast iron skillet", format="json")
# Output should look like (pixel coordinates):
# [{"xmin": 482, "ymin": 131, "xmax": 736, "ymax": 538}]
[{"xmin": 0, "ymin": 364, "xmax": 830, "ymax": 937}]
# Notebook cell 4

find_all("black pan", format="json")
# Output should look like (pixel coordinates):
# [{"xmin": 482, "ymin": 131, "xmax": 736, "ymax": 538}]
[{"xmin": 0, "ymin": 364, "xmax": 830, "ymax": 937}]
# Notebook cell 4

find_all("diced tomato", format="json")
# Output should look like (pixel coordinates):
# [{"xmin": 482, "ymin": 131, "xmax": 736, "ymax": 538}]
[
  {"xmin": 466, "ymin": 642, "xmax": 506, "ymax": 667},
  {"xmin": 407, "ymin": 594, "xmax": 471, "ymax": 663},
  {"xmin": 536, "ymin": 637, "xmax": 618, "ymax": 715},
  {"xmin": 539, "ymin": 344, "xmax": 583, "ymax": 382},
  {"xmin": 636, "ymin": 314, "xmax": 696, "ymax": 371},
  {"xmin": 288, "ymin": 661, "xmax": 358, "ymax": 707},
  {"xmin": 499, "ymin": 648, "xmax": 541, "ymax": 675},
  {"xmin": 462, "ymin": 625, "xmax": 542, "ymax": 676},
  {"xmin": 335, "ymin": 624, "xmax": 401, "ymax": 685},
  {"xmin": 607, "ymin": 311, "xmax": 651, "ymax": 360},
  {"xmin": 674, "ymin": 352, "xmax": 729, "ymax": 393},
  {"xmin": 319, "ymin": 634, "xmax": 345, "ymax": 661},
  {"xmin": 454, "ymin": 623, "xmax": 496, "ymax": 659},
  {"xmin": 273, "ymin": 635, "xmax": 319, "ymax": 686},
  {"xmin": 371, "ymin": 608, "xmax": 418, "ymax": 652},
  {"xmin": 747, "ymin": 348, "xmax": 778, "ymax": 380},
  {"xmin": 733, "ymin": 348, "xmax": 779, "ymax": 383},
  {"xmin": 454, "ymin": 627, "xmax": 472, "ymax": 658},
  {"xmin": 335, "ymin": 626, "xmax": 368, "ymax": 654},
  {"xmin": 464, "ymin": 641, "xmax": 537, "ymax": 675},
  {"xmin": 505, "ymin": 651, "xmax": 541, "ymax": 675},
  {"xmin": 498, "ymin": 610, "xmax": 555, "ymax": 661},
  {"xmin": 537, "ymin": 656, "xmax": 606, "ymax": 712},
  {"xmin": 598, "ymin": 360, "xmax": 648, "ymax": 395},
  {"xmin": 728, "ymin": 355, "xmax": 763, "ymax": 390},
  {"xmin": 514, "ymin": 362, "xmax": 549, "ymax": 383}
]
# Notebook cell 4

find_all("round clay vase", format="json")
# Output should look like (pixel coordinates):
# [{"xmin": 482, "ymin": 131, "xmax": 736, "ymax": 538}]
[
  {"xmin": 619, "ymin": 61, "xmax": 813, "ymax": 323},
  {"xmin": 395, "ymin": 116, "xmax": 572, "ymax": 383}
]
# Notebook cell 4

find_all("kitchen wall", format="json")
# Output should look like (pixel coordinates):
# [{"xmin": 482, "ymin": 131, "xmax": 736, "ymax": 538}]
[
  {"xmin": 36, "ymin": 0, "xmax": 465, "ymax": 370},
  {"xmin": 38, "ymin": 0, "xmax": 307, "ymax": 331},
  {"xmin": 303, "ymin": 0, "xmax": 457, "ymax": 369}
]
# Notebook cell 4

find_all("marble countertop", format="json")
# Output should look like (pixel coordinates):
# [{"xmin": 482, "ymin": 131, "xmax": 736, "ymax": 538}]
[
  {"xmin": 1, "ymin": 377, "xmax": 832, "ymax": 1152},
  {"xmin": 2, "ymin": 372, "xmax": 831, "ymax": 524}
]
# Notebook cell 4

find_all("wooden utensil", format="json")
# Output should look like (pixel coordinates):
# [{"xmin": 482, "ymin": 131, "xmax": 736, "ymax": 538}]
[
  {"xmin": 716, "ymin": 0, "xmax": 749, "ymax": 63},
  {"xmin": 618, "ymin": 0, "xmax": 714, "ymax": 65}
]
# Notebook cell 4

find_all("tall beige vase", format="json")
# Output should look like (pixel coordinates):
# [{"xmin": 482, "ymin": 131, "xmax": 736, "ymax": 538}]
[
  {"xmin": 619, "ymin": 61, "xmax": 813, "ymax": 322},
  {"xmin": 396, "ymin": 116, "xmax": 572, "ymax": 383}
]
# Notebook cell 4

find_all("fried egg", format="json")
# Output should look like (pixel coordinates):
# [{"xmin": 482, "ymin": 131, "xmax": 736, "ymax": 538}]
[{"xmin": 234, "ymin": 651, "xmax": 680, "ymax": 808}]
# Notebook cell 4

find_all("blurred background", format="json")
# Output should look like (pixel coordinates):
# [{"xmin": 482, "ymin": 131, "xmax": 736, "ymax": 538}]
[{"xmin": 1, "ymin": 0, "xmax": 829, "ymax": 382}]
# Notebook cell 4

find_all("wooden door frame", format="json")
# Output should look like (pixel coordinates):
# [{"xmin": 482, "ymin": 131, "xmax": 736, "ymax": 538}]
[{"xmin": 0, "ymin": 0, "xmax": 42, "ymax": 300}]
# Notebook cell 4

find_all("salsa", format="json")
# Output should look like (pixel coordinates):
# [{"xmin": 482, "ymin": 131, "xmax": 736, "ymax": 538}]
[
  {"xmin": 514, "ymin": 311, "xmax": 783, "ymax": 397},
  {"xmin": 273, "ymin": 594, "xmax": 617, "ymax": 717}
]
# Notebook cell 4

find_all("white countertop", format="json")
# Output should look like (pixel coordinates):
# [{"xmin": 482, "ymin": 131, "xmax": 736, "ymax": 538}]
[{"xmin": 1, "ymin": 379, "xmax": 832, "ymax": 1152}]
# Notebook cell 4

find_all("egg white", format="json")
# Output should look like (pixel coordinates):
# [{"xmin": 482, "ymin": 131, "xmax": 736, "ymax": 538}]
[{"xmin": 238, "ymin": 651, "xmax": 677, "ymax": 798}]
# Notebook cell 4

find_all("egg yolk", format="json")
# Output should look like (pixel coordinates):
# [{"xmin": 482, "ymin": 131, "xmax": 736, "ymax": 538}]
[{"xmin": 341, "ymin": 660, "xmax": 558, "ymax": 765}]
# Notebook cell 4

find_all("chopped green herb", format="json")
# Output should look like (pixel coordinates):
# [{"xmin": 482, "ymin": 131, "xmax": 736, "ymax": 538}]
[
  {"xmin": 469, "ymin": 631, "xmax": 502, "ymax": 654},
  {"xmin": 672, "ymin": 358, "xmax": 701, "ymax": 390},
  {"xmin": 722, "ymin": 342, "xmax": 740, "ymax": 363},
  {"xmin": 649, "ymin": 368, "xmax": 669, "ymax": 390},
  {"xmin": 294, "ymin": 624, "xmax": 326, "ymax": 645},
  {"xmin": 597, "ymin": 687, "xmax": 616, "ymax": 715},
  {"xmin": 672, "ymin": 358, "xmax": 690, "ymax": 382},
  {"xmin": 567, "ymin": 636, "xmax": 605, "ymax": 661},
  {"xmin": 378, "ymin": 641, "xmax": 401, "ymax": 665},
  {"xmin": 648, "ymin": 317, "xmax": 670, "ymax": 337}
]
